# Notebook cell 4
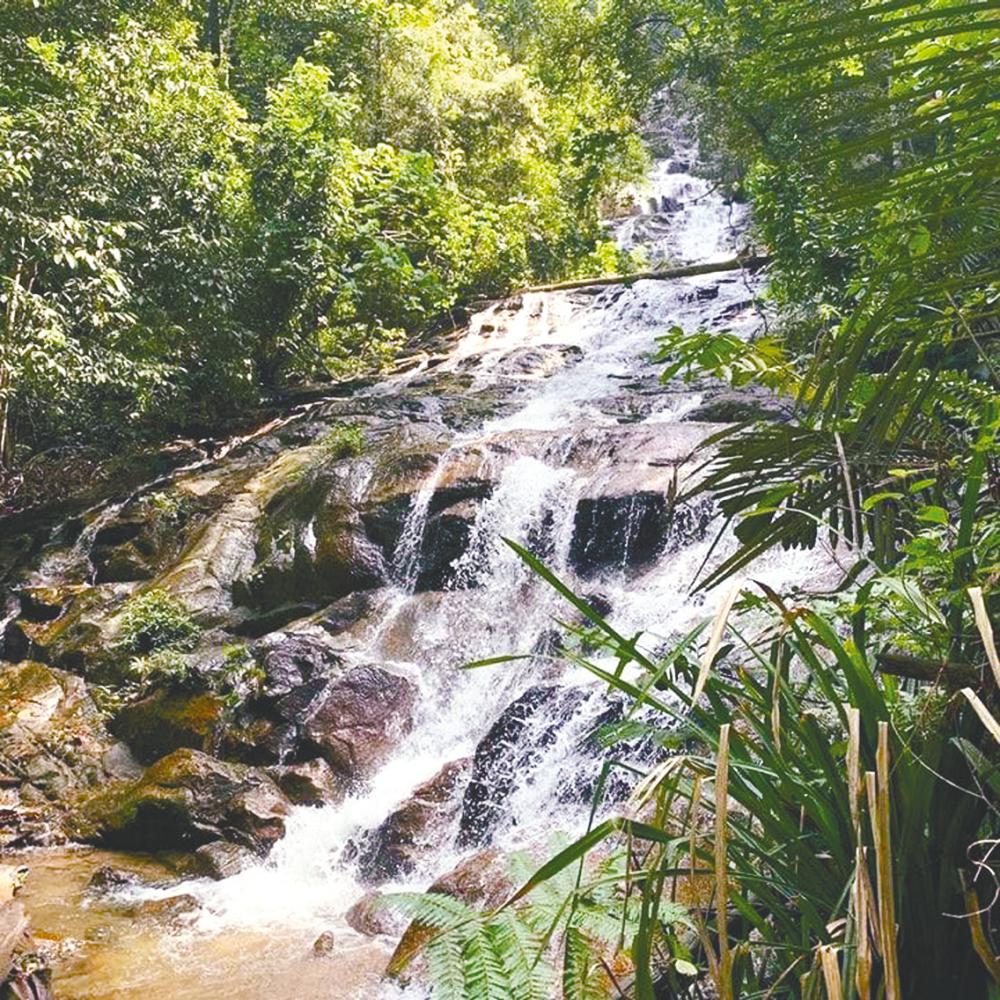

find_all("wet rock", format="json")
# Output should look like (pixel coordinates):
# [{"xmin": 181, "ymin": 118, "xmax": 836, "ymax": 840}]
[
  {"xmin": 312, "ymin": 931, "xmax": 336, "ymax": 957},
  {"xmin": 345, "ymin": 891, "xmax": 405, "ymax": 937},
  {"xmin": 266, "ymin": 759, "xmax": 343, "ymax": 806},
  {"xmin": 191, "ymin": 841, "xmax": 259, "ymax": 880},
  {"xmin": 229, "ymin": 603, "xmax": 318, "ymax": 638},
  {"xmin": 359, "ymin": 758, "xmax": 472, "ymax": 881},
  {"xmin": 387, "ymin": 849, "xmax": 513, "ymax": 978},
  {"xmin": 5, "ymin": 586, "xmax": 123, "ymax": 676},
  {"xmin": 683, "ymin": 391, "xmax": 788, "ymax": 424},
  {"xmin": 569, "ymin": 492, "xmax": 667, "ymax": 576},
  {"xmin": 75, "ymin": 748, "xmax": 292, "ymax": 855},
  {"xmin": 127, "ymin": 893, "xmax": 200, "ymax": 923},
  {"xmin": 301, "ymin": 666, "xmax": 416, "ymax": 782},
  {"xmin": 253, "ymin": 631, "xmax": 344, "ymax": 699},
  {"xmin": 660, "ymin": 195, "xmax": 683, "ymax": 212},
  {"xmin": 92, "ymin": 542, "xmax": 155, "ymax": 583},
  {"xmin": 16, "ymin": 587, "xmax": 77, "ymax": 623},
  {"xmin": 458, "ymin": 686, "xmax": 586, "ymax": 848},
  {"xmin": 216, "ymin": 715, "xmax": 296, "ymax": 767},
  {"xmin": 361, "ymin": 484, "xmax": 490, "ymax": 585},
  {"xmin": 92, "ymin": 518, "xmax": 145, "ymax": 548},
  {"xmin": 87, "ymin": 866, "xmax": 138, "ymax": 893},
  {"xmin": 414, "ymin": 501, "xmax": 478, "ymax": 590},
  {"xmin": 316, "ymin": 590, "xmax": 382, "ymax": 636},
  {"xmin": 0, "ymin": 661, "xmax": 139, "ymax": 846},
  {"xmin": 110, "ymin": 690, "xmax": 225, "ymax": 765}
]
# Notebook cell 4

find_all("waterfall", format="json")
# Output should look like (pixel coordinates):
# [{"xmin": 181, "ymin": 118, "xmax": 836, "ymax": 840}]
[{"xmin": 105, "ymin": 126, "xmax": 833, "ymax": 995}]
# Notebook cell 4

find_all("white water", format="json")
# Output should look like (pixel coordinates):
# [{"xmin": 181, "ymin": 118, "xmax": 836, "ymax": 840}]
[{"xmin": 126, "ymin": 127, "xmax": 833, "ymax": 977}]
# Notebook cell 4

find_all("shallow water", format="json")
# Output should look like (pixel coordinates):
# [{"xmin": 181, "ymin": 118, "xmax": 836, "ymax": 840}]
[{"xmin": 11, "ymin": 846, "xmax": 389, "ymax": 999}]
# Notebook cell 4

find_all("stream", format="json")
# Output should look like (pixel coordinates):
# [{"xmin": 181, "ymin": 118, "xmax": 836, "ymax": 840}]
[{"xmin": 5, "ymin": 124, "xmax": 834, "ymax": 999}]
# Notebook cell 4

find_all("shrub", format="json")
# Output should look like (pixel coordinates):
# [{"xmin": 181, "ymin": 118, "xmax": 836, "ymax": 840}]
[
  {"xmin": 115, "ymin": 589, "xmax": 200, "ymax": 656},
  {"xmin": 320, "ymin": 423, "xmax": 365, "ymax": 459}
]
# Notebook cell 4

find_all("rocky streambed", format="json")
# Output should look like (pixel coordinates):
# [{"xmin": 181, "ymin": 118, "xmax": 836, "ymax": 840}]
[{"xmin": 0, "ymin": 128, "xmax": 817, "ymax": 998}]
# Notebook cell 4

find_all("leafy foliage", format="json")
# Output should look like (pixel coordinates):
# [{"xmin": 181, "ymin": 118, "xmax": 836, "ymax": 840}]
[
  {"xmin": 114, "ymin": 588, "xmax": 200, "ymax": 656},
  {"xmin": 494, "ymin": 541, "xmax": 1000, "ymax": 999},
  {"xmin": 385, "ymin": 847, "xmax": 692, "ymax": 1000},
  {"xmin": 650, "ymin": 0, "xmax": 999, "ymax": 613},
  {"xmin": 0, "ymin": 0, "xmax": 659, "ymax": 474}
]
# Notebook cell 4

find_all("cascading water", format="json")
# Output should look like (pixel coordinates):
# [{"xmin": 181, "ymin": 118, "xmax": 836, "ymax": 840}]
[
  {"xmin": 163, "ymin": 130, "xmax": 812, "ymax": 940},
  {"xmin": 9, "ymin": 123, "xmax": 839, "ymax": 1000}
]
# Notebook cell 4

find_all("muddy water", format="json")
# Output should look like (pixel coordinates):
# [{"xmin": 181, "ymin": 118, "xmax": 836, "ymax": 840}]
[{"xmin": 11, "ymin": 847, "xmax": 388, "ymax": 999}]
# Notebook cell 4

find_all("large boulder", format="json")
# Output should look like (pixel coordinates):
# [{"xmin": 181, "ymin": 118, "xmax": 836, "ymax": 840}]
[
  {"xmin": 266, "ymin": 758, "xmax": 343, "ymax": 806},
  {"xmin": 74, "ymin": 748, "xmax": 292, "ymax": 855},
  {"xmin": 300, "ymin": 666, "xmax": 416, "ymax": 782},
  {"xmin": 386, "ymin": 849, "xmax": 513, "ymax": 979},
  {"xmin": 458, "ymin": 686, "xmax": 586, "ymax": 848},
  {"xmin": 110, "ymin": 690, "xmax": 226, "ymax": 765},
  {"xmin": 190, "ymin": 841, "xmax": 259, "ymax": 880},
  {"xmin": 569, "ymin": 492, "xmax": 667, "ymax": 576},
  {"xmin": 253, "ymin": 630, "xmax": 345, "ymax": 699},
  {"xmin": 0, "ymin": 661, "xmax": 139, "ymax": 847},
  {"xmin": 218, "ymin": 629, "xmax": 348, "ymax": 766},
  {"xmin": 358, "ymin": 758, "xmax": 471, "ymax": 882}
]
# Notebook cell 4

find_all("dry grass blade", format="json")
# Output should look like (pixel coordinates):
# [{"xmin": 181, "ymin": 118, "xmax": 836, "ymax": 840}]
[
  {"xmin": 847, "ymin": 706, "xmax": 861, "ymax": 840},
  {"xmin": 715, "ymin": 723, "xmax": 732, "ymax": 1000},
  {"xmin": 818, "ymin": 945, "xmax": 843, "ymax": 999},
  {"xmin": 629, "ymin": 754, "xmax": 689, "ymax": 809},
  {"xmin": 969, "ymin": 586, "xmax": 1000, "ymax": 687},
  {"xmin": 771, "ymin": 661, "xmax": 783, "ymax": 752},
  {"xmin": 693, "ymin": 582, "xmax": 742, "ymax": 707},
  {"xmin": 964, "ymin": 884, "xmax": 1000, "ymax": 982},
  {"xmin": 871, "ymin": 723, "xmax": 901, "ymax": 1000},
  {"xmin": 853, "ymin": 847, "xmax": 873, "ymax": 1000},
  {"xmin": 960, "ymin": 687, "xmax": 1000, "ymax": 746}
]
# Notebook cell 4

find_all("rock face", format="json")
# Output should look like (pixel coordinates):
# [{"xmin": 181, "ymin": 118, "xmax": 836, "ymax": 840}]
[
  {"xmin": 0, "ymin": 661, "xmax": 139, "ymax": 847},
  {"xmin": 359, "ymin": 758, "xmax": 471, "ymax": 882},
  {"xmin": 300, "ymin": 666, "xmax": 416, "ymax": 782},
  {"xmin": 75, "ymin": 748, "xmax": 292, "ymax": 855},
  {"xmin": 234, "ymin": 471, "xmax": 386, "ymax": 612}
]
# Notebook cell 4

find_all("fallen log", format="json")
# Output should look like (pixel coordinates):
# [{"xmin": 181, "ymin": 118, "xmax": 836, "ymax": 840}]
[
  {"xmin": 875, "ymin": 651, "xmax": 980, "ymax": 688},
  {"xmin": 516, "ymin": 254, "xmax": 770, "ymax": 295}
]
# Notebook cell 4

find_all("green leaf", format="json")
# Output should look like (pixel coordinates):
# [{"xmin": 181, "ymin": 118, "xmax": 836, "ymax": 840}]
[{"xmin": 916, "ymin": 504, "xmax": 949, "ymax": 525}]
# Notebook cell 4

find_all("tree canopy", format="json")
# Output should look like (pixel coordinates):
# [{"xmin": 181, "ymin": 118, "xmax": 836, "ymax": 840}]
[{"xmin": 0, "ymin": 0, "xmax": 656, "ymax": 471}]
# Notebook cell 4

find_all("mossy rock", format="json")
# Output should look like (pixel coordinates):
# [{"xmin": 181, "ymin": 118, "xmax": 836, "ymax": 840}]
[
  {"xmin": 74, "ymin": 748, "xmax": 292, "ymax": 855},
  {"xmin": 110, "ymin": 690, "xmax": 226, "ymax": 765}
]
